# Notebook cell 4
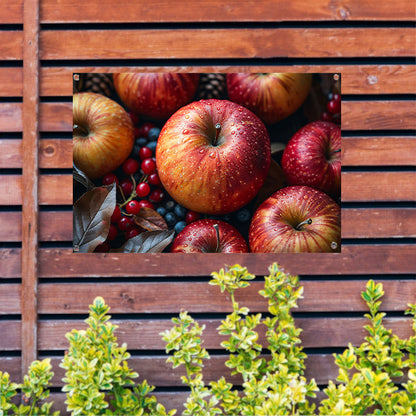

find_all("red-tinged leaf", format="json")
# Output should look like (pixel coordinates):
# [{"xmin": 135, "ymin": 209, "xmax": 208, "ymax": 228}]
[
  {"xmin": 114, "ymin": 229, "xmax": 175, "ymax": 253},
  {"xmin": 73, "ymin": 163, "xmax": 95, "ymax": 191},
  {"xmin": 73, "ymin": 183, "xmax": 116, "ymax": 253},
  {"xmin": 134, "ymin": 207, "xmax": 168, "ymax": 231}
]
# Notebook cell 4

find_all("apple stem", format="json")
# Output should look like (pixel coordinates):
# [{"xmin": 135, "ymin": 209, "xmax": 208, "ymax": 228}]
[
  {"xmin": 295, "ymin": 218, "xmax": 312, "ymax": 231},
  {"xmin": 213, "ymin": 223, "xmax": 220, "ymax": 252},
  {"xmin": 214, "ymin": 123, "xmax": 221, "ymax": 146}
]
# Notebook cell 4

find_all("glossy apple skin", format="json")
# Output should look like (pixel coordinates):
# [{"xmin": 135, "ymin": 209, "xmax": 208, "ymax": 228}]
[
  {"xmin": 156, "ymin": 99, "xmax": 271, "ymax": 215},
  {"xmin": 227, "ymin": 73, "xmax": 312, "ymax": 125},
  {"xmin": 281, "ymin": 121, "xmax": 341, "ymax": 199},
  {"xmin": 171, "ymin": 219, "xmax": 248, "ymax": 253},
  {"xmin": 73, "ymin": 92, "xmax": 134, "ymax": 179},
  {"xmin": 249, "ymin": 185, "xmax": 341, "ymax": 253},
  {"xmin": 113, "ymin": 73, "xmax": 200, "ymax": 120}
]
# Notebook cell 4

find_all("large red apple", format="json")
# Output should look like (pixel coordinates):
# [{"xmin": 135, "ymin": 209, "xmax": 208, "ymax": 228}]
[
  {"xmin": 113, "ymin": 73, "xmax": 200, "ymax": 120},
  {"xmin": 281, "ymin": 121, "xmax": 341, "ymax": 199},
  {"xmin": 171, "ymin": 219, "xmax": 248, "ymax": 253},
  {"xmin": 73, "ymin": 92, "xmax": 134, "ymax": 179},
  {"xmin": 227, "ymin": 73, "xmax": 312, "ymax": 125},
  {"xmin": 249, "ymin": 185, "xmax": 341, "ymax": 253},
  {"xmin": 155, "ymin": 99, "xmax": 271, "ymax": 215}
]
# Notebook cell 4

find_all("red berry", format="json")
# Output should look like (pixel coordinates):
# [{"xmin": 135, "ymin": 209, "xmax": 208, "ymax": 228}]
[
  {"xmin": 94, "ymin": 242, "xmax": 111, "ymax": 252},
  {"xmin": 102, "ymin": 173, "xmax": 119, "ymax": 185},
  {"xmin": 120, "ymin": 179, "xmax": 134, "ymax": 196},
  {"xmin": 134, "ymin": 127, "xmax": 141, "ymax": 138},
  {"xmin": 122, "ymin": 158, "xmax": 140, "ymax": 175},
  {"xmin": 327, "ymin": 99, "xmax": 341, "ymax": 114},
  {"xmin": 139, "ymin": 146, "xmax": 153, "ymax": 160},
  {"xmin": 126, "ymin": 200, "xmax": 141, "ymax": 215},
  {"xmin": 332, "ymin": 93, "xmax": 341, "ymax": 103},
  {"xmin": 148, "ymin": 172, "xmax": 162, "ymax": 187},
  {"xmin": 111, "ymin": 206, "xmax": 122, "ymax": 223},
  {"xmin": 118, "ymin": 216, "xmax": 134, "ymax": 231},
  {"xmin": 149, "ymin": 188, "xmax": 165, "ymax": 203},
  {"xmin": 128, "ymin": 112, "xmax": 140, "ymax": 126},
  {"xmin": 106, "ymin": 224, "xmax": 118, "ymax": 241},
  {"xmin": 125, "ymin": 227, "xmax": 141, "ymax": 240},
  {"xmin": 321, "ymin": 111, "xmax": 333, "ymax": 122},
  {"xmin": 141, "ymin": 158, "xmax": 157, "ymax": 174},
  {"xmin": 185, "ymin": 210, "xmax": 200, "ymax": 224},
  {"xmin": 140, "ymin": 122, "xmax": 156, "ymax": 138},
  {"xmin": 136, "ymin": 182, "xmax": 151, "ymax": 197},
  {"xmin": 138, "ymin": 200, "xmax": 155, "ymax": 210}
]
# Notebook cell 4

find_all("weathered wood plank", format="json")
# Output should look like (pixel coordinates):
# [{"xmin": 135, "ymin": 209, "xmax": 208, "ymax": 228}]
[
  {"xmin": 39, "ymin": 65, "xmax": 416, "ymax": 96},
  {"xmin": 0, "ymin": 103, "xmax": 22, "ymax": 132},
  {"xmin": 0, "ymin": 321, "xmax": 20, "ymax": 350},
  {"xmin": 37, "ymin": 280, "xmax": 416, "ymax": 314},
  {"xmin": 342, "ymin": 100, "xmax": 416, "ymax": 130},
  {"xmin": 36, "ymin": 317, "xmax": 413, "ymax": 351},
  {"xmin": 0, "ymin": 284, "xmax": 21, "ymax": 314},
  {"xmin": 39, "ymin": 28, "xmax": 415, "ymax": 60},
  {"xmin": 0, "ymin": 68, "xmax": 23, "ymax": 97},
  {"xmin": 39, "ymin": 0, "xmax": 416, "ymax": 23},
  {"xmin": 342, "ymin": 137, "xmax": 416, "ymax": 166},
  {"xmin": 0, "ymin": 0, "xmax": 23, "ymax": 24},
  {"xmin": 0, "ymin": 31, "xmax": 23, "ymax": 60}
]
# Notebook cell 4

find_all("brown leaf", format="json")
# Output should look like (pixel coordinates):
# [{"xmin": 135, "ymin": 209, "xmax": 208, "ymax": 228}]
[
  {"xmin": 254, "ymin": 159, "xmax": 286, "ymax": 210},
  {"xmin": 134, "ymin": 207, "xmax": 168, "ymax": 231},
  {"xmin": 114, "ymin": 230, "xmax": 175, "ymax": 253}
]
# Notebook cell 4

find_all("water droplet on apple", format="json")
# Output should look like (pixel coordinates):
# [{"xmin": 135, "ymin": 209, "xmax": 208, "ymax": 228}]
[
  {"xmin": 331, "ymin": 242, "xmax": 338, "ymax": 250},
  {"xmin": 199, "ymin": 149, "xmax": 204, "ymax": 153},
  {"xmin": 185, "ymin": 114, "xmax": 190, "ymax": 119},
  {"xmin": 183, "ymin": 129, "xmax": 189, "ymax": 134},
  {"xmin": 231, "ymin": 131, "xmax": 235, "ymax": 135},
  {"xmin": 209, "ymin": 152, "xmax": 215, "ymax": 158}
]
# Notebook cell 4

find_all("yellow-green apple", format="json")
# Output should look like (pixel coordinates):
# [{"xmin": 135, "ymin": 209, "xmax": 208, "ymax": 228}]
[
  {"xmin": 249, "ymin": 185, "xmax": 341, "ymax": 253},
  {"xmin": 73, "ymin": 92, "xmax": 134, "ymax": 179},
  {"xmin": 171, "ymin": 219, "xmax": 248, "ymax": 253},
  {"xmin": 113, "ymin": 73, "xmax": 200, "ymax": 120},
  {"xmin": 226, "ymin": 73, "xmax": 312, "ymax": 125},
  {"xmin": 281, "ymin": 121, "xmax": 341, "ymax": 199},
  {"xmin": 155, "ymin": 99, "xmax": 271, "ymax": 215}
]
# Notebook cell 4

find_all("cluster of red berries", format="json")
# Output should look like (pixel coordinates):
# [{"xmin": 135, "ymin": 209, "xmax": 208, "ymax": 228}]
[{"xmin": 321, "ymin": 92, "xmax": 341, "ymax": 124}]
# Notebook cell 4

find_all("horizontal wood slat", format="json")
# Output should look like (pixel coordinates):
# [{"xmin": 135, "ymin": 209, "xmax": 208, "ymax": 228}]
[
  {"xmin": 2, "ymin": 137, "xmax": 415, "ymax": 169},
  {"xmin": 38, "ymin": 0, "xmax": 415, "ymax": 23},
  {"xmin": 1, "ymin": 245, "xmax": 414, "ymax": 279},
  {"xmin": 0, "ymin": 284, "xmax": 21, "ymax": 314},
  {"xmin": 0, "ymin": 32, "xmax": 23, "ymax": 60},
  {"xmin": 39, "ymin": 28, "xmax": 415, "ymax": 60},
  {"xmin": 37, "ymin": 280, "xmax": 416, "ymax": 314},
  {"xmin": 0, "ymin": 68, "xmax": 23, "ymax": 97}
]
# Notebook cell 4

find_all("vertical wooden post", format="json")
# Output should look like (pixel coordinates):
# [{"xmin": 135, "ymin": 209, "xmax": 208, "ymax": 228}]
[{"xmin": 21, "ymin": 0, "xmax": 40, "ymax": 375}]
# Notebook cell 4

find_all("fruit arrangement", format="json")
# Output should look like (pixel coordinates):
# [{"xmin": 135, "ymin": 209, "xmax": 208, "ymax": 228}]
[{"xmin": 73, "ymin": 72, "xmax": 341, "ymax": 253}]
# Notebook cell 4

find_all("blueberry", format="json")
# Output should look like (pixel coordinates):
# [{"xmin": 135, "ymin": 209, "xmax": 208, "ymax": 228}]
[
  {"xmin": 131, "ymin": 144, "xmax": 141, "ymax": 159},
  {"xmin": 165, "ymin": 212, "xmax": 177, "ymax": 227},
  {"xmin": 147, "ymin": 141, "xmax": 157, "ymax": 153},
  {"xmin": 148, "ymin": 127, "xmax": 161, "ymax": 141},
  {"xmin": 164, "ymin": 200, "xmax": 176, "ymax": 211},
  {"xmin": 174, "ymin": 204, "xmax": 187, "ymax": 219},
  {"xmin": 135, "ymin": 137, "xmax": 148, "ymax": 147},
  {"xmin": 236, "ymin": 208, "xmax": 251, "ymax": 223},
  {"xmin": 174, "ymin": 220, "xmax": 187, "ymax": 234},
  {"xmin": 156, "ymin": 207, "xmax": 167, "ymax": 217}
]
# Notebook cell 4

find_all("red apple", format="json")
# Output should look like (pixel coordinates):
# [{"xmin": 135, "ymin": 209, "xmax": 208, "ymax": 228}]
[
  {"xmin": 227, "ymin": 73, "xmax": 312, "ymax": 125},
  {"xmin": 281, "ymin": 121, "xmax": 341, "ymax": 199},
  {"xmin": 249, "ymin": 185, "xmax": 341, "ymax": 253},
  {"xmin": 113, "ymin": 73, "xmax": 200, "ymax": 120},
  {"xmin": 155, "ymin": 99, "xmax": 271, "ymax": 215},
  {"xmin": 73, "ymin": 92, "xmax": 134, "ymax": 179},
  {"xmin": 171, "ymin": 219, "xmax": 248, "ymax": 253}
]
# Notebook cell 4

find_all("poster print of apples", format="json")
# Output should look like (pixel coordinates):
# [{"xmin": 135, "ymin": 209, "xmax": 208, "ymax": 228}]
[{"xmin": 72, "ymin": 72, "xmax": 341, "ymax": 253}]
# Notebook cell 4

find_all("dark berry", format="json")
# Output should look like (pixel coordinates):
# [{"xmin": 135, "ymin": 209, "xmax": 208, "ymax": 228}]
[
  {"xmin": 148, "ymin": 172, "xmax": 162, "ymax": 187},
  {"xmin": 122, "ymin": 158, "xmax": 140, "ymax": 175},
  {"xmin": 140, "ymin": 122, "xmax": 156, "ymax": 138},
  {"xmin": 111, "ymin": 206, "xmax": 122, "ymax": 223},
  {"xmin": 131, "ymin": 144, "xmax": 141, "ymax": 159},
  {"xmin": 139, "ymin": 146, "xmax": 153, "ymax": 160},
  {"xmin": 173, "ymin": 204, "xmax": 187, "ymax": 219},
  {"xmin": 138, "ymin": 200, "xmax": 155, "ymax": 210},
  {"xmin": 135, "ymin": 137, "xmax": 148, "ymax": 147},
  {"xmin": 332, "ymin": 93, "xmax": 341, "ymax": 103},
  {"xmin": 149, "ymin": 188, "xmax": 165, "ymax": 203},
  {"xmin": 327, "ymin": 99, "xmax": 341, "ymax": 114},
  {"xmin": 164, "ymin": 200, "xmax": 175, "ymax": 211},
  {"xmin": 236, "ymin": 208, "xmax": 251, "ymax": 223},
  {"xmin": 147, "ymin": 141, "xmax": 157, "ymax": 153},
  {"xmin": 106, "ymin": 224, "xmax": 118, "ymax": 241},
  {"xmin": 134, "ymin": 127, "xmax": 141, "ymax": 138},
  {"xmin": 136, "ymin": 182, "xmax": 151, "ymax": 198},
  {"xmin": 141, "ymin": 158, "xmax": 157, "ymax": 174},
  {"xmin": 156, "ymin": 206, "xmax": 167, "ymax": 217},
  {"xmin": 126, "ymin": 200, "xmax": 141, "ymax": 215},
  {"xmin": 321, "ymin": 111, "xmax": 333, "ymax": 122},
  {"xmin": 128, "ymin": 112, "xmax": 140, "ymax": 126},
  {"xmin": 125, "ymin": 227, "xmax": 141, "ymax": 240},
  {"xmin": 185, "ymin": 210, "xmax": 200, "ymax": 224},
  {"xmin": 174, "ymin": 221, "xmax": 187, "ymax": 234},
  {"xmin": 118, "ymin": 216, "xmax": 134, "ymax": 231},
  {"xmin": 148, "ymin": 127, "xmax": 161, "ymax": 141},
  {"xmin": 94, "ymin": 242, "xmax": 111, "ymax": 252},
  {"xmin": 102, "ymin": 173, "xmax": 119, "ymax": 185},
  {"xmin": 120, "ymin": 179, "xmax": 134, "ymax": 196},
  {"xmin": 164, "ymin": 212, "xmax": 177, "ymax": 227}
]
